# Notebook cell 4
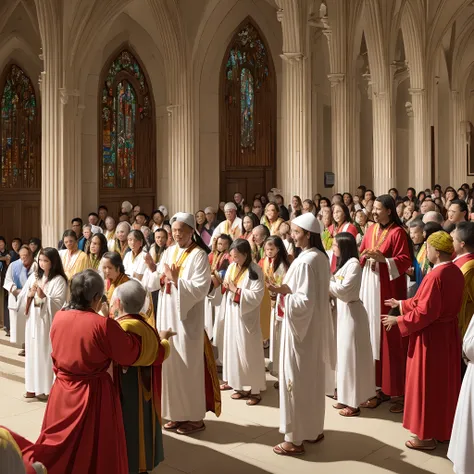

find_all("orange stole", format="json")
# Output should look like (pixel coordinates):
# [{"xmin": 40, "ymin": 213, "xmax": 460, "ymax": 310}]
[{"xmin": 204, "ymin": 331, "xmax": 221, "ymax": 416}]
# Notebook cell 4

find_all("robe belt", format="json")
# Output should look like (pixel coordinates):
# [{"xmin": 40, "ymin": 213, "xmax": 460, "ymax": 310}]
[{"xmin": 55, "ymin": 370, "xmax": 110, "ymax": 382}]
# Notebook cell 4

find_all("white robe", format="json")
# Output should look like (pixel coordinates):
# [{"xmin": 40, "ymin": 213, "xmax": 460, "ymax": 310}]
[
  {"xmin": 330, "ymin": 258, "xmax": 375, "ymax": 408},
  {"xmin": 21, "ymin": 274, "xmax": 67, "ymax": 395},
  {"xmin": 210, "ymin": 218, "xmax": 242, "ymax": 247},
  {"xmin": 3, "ymin": 262, "xmax": 37, "ymax": 345},
  {"xmin": 279, "ymin": 248, "xmax": 331, "ymax": 444},
  {"xmin": 157, "ymin": 244, "xmax": 211, "ymax": 421},
  {"xmin": 222, "ymin": 262, "xmax": 266, "ymax": 393},
  {"xmin": 448, "ymin": 317, "xmax": 474, "ymax": 474},
  {"xmin": 123, "ymin": 251, "xmax": 147, "ymax": 281}
]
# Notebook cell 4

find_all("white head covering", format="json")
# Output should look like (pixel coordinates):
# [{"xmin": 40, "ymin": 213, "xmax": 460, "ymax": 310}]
[
  {"xmin": 204, "ymin": 206, "xmax": 216, "ymax": 214},
  {"xmin": 121, "ymin": 201, "xmax": 133, "ymax": 213},
  {"xmin": 292, "ymin": 213, "xmax": 322, "ymax": 234},
  {"xmin": 170, "ymin": 212, "xmax": 195, "ymax": 229},
  {"xmin": 224, "ymin": 202, "xmax": 237, "ymax": 211},
  {"xmin": 91, "ymin": 225, "xmax": 103, "ymax": 235},
  {"xmin": 159, "ymin": 205, "xmax": 168, "ymax": 217}
]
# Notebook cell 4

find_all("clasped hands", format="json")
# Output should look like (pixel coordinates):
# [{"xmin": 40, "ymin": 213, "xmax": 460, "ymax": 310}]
[
  {"xmin": 223, "ymin": 280, "xmax": 238, "ymax": 294},
  {"xmin": 28, "ymin": 284, "xmax": 46, "ymax": 299},
  {"xmin": 163, "ymin": 263, "xmax": 179, "ymax": 287},
  {"xmin": 381, "ymin": 298, "xmax": 400, "ymax": 331},
  {"xmin": 361, "ymin": 249, "xmax": 386, "ymax": 263},
  {"xmin": 266, "ymin": 282, "xmax": 291, "ymax": 296}
]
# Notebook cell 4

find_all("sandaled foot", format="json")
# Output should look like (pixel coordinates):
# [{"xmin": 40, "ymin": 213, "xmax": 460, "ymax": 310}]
[
  {"xmin": 273, "ymin": 442, "xmax": 305, "ymax": 456},
  {"xmin": 163, "ymin": 421, "xmax": 184, "ymax": 431},
  {"xmin": 246, "ymin": 394, "xmax": 262, "ymax": 406},
  {"xmin": 405, "ymin": 438, "xmax": 436, "ymax": 451},
  {"xmin": 23, "ymin": 392, "xmax": 35, "ymax": 399},
  {"xmin": 177, "ymin": 421, "xmax": 206, "ymax": 435},
  {"xmin": 389, "ymin": 402, "xmax": 404, "ymax": 413},
  {"xmin": 333, "ymin": 403, "xmax": 346, "ymax": 409},
  {"xmin": 220, "ymin": 383, "xmax": 232, "ymax": 391},
  {"xmin": 305, "ymin": 433, "xmax": 325, "ymax": 444},
  {"xmin": 231, "ymin": 390, "xmax": 250, "ymax": 400},
  {"xmin": 360, "ymin": 396, "xmax": 381, "ymax": 409},
  {"xmin": 339, "ymin": 407, "xmax": 360, "ymax": 417}
]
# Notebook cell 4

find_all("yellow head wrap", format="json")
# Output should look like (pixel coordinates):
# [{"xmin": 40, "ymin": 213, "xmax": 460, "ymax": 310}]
[{"xmin": 427, "ymin": 231, "xmax": 454, "ymax": 255}]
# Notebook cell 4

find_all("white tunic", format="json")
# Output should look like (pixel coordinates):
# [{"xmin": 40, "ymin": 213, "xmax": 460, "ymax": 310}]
[
  {"xmin": 330, "ymin": 258, "xmax": 375, "ymax": 408},
  {"xmin": 21, "ymin": 274, "xmax": 67, "ymax": 395},
  {"xmin": 3, "ymin": 261, "xmax": 37, "ymax": 345},
  {"xmin": 123, "ymin": 251, "xmax": 147, "ymax": 281},
  {"xmin": 210, "ymin": 218, "xmax": 242, "ymax": 247},
  {"xmin": 222, "ymin": 262, "xmax": 266, "ymax": 393},
  {"xmin": 157, "ymin": 244, "xmax": 211, "ymax": 421},
  {"xmin": 448, "ymin": 317, "xmax": 474, "ymax": 474},
  {"xmin": 279, "ymin": 248, "xmax": 331, "ymax": 444}
]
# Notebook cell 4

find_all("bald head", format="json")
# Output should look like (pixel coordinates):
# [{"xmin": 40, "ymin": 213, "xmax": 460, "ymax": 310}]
[
  {"xmin": 420, "ymin": 200, "xmax": 436, "ymax": 214},
  {"xmin": 422, "ymin": 211, "xmax": 443, "ymax": 225},
  {"xmin": 252, "ymin": 225, "xmax": 270, "ymax": 246}
]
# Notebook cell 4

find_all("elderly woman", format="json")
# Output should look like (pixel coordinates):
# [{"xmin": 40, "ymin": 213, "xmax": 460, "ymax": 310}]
[
  {"xmin": 108, "ymin": 221, "xmax": 131, "ymax": 258},
  {"xmin": 7, "ymin": 270, "xmax": 143, "ymax": 473},
  {"xmin": 111, "ymin": 280, "xmax": 174, "ymax": 474}
]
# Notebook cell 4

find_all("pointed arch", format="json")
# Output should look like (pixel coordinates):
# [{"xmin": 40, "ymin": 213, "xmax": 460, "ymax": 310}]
[
  {"xmin": 0, "ymin": 62, "xmax": 41, "ymax": 242},
  {"xmin": 219, "ymin": 17, "xmax": 276, "ymax": 201},
  {"xmin": 98, "ymin": 45, "xmax": 156, "ymax": 213}
]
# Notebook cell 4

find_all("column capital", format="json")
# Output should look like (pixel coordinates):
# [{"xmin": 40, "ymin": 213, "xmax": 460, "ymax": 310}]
[
  {"xmin": 327, "ymin": 73, "xmax": 345, "ymax": 87},
  {"xmin": 280, "ymin": 52, "xmax": 305, "ymax": 63}
]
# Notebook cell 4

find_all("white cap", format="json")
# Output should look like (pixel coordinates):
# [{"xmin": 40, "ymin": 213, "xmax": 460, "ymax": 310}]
[
  {"xmin": 91, "ymin": 225, "xmax": 103, "ymax": 234},
  {"xmin": 159, "ymin": 205, "xmax": 168, "ymax": 217},
  {"xmin": 292, "ymin": 213, "xmax": 322, "ymax": 234},
  {"xmin": 224, "ymin": 202, "xmax": 237, "ymax": 211},
  {"xmin": 170, "ymin": 212, "xmax": 195, "ymax": 230}
]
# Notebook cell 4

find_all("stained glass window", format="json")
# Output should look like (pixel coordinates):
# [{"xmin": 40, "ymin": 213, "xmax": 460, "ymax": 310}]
[
  {"xmin": 0, "ymin": 65, "xmax": 38, "ymax": 188},
  {"xmin": 101, "ymin": 50, "xmax": 150, "ymax": 188},
  {"xmin": 224, "ymin": 23, "xmax": 270, "ymax": 150}
]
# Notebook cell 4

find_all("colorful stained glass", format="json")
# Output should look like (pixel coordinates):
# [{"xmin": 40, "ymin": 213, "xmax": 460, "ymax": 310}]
[
  {"xmin": 224, "ymin": 23, "xmax": 270, "ymax": 149},
  {"xmin": 101, "ymin": 50, "xmax": 149, "ymax": 188},
  {"xmin": 0, "ymin": 65, "xmax": 37, "ymax": 188},
  {"xmin": 240, "ymin": 69, "xmax": 254, "ymax": 148}
]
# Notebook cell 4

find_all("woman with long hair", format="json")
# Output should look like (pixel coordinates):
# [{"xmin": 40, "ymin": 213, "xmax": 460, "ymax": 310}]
[
  {"xmin": 195, "ymin": 210, "xmax": 206, "ymax": 236},
  {"xmin": 108, "ymin": 221, "xmax": 131, "ymax": 258},
  {"xmin": 330, "ymin": 233, "xmax": 375, "ymax": 417},
  {"xmin": 261, "ymin": 202, "xmax": 284, "ymax": 235},
  {"xmin": 29, "ymin": 238, "xmax": 42, "ymax": 262},
  {"xmin": 22, "ymin": 248, "xmax": 67, "ymax": 398},
  {"xmin": 123, "ymin": 230, "xmax": 147, "ymax": 282},
  {"xmin": 259, "ymin": 236, "xmax": 290, "ymax": 387},
  {"xmin": 220, "ymin": 239, "xmax": 266, "ymax": 406},
  {"xmin": 87, "ymin": 233, "xmax": 108, "ymax": 272},
  {"xmin": 359, "ymin": 194, "xmax": 411, "ymax": 412},
  {"xmin": 289, "ymin": 195, "xmax": 303, "ymax": 220},
  {"xmin": 59, "ymin": 230, "xmax": 90, "ymax": 280},
  {"xmin": 241, "ymin": 212, "xmax": 260, "ymax": 261}
]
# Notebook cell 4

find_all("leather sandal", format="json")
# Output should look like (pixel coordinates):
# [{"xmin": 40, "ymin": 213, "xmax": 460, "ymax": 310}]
[
  {"xmin": 231, "ymin": 390, "xmax": 250, "ymax": 400},
  {"xmin": 177, "ymin": 421, "xmax": 206, "ymax": 435},
  {"xmin": 163, "ymin": 421, "xmax": 184, "ymax": 431},
  {"xmin": 405, "ymin": 439, "xmax": 436, "ymax": 451},
  {"xmin": 246, "ymin": 394, "xmax": 262, "ymax": 406},
  {"xmin": 339, "ymin": 407, "xmax": 361, "ymax": 417},
  {"xmin": 273, "ymin": 442, "xmax": 305, "ymax": 456}
]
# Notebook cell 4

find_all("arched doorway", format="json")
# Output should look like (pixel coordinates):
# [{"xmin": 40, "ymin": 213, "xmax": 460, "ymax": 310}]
[
  {"xmin": 0, "ymin": 63, "xmax": 41, "ymax": 243},
  {"xmin": 98, "ymin": 48, "xmax": 156, "ymax": 217},
  {"xmin": 219, "ymin": 19, "xmax": 276, "ymax": 202}
]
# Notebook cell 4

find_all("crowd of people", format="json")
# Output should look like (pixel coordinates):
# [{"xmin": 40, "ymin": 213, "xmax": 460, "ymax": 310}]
[{"xmin": 0, "ymin": 183, "xmax": 474, "ymax": 474}]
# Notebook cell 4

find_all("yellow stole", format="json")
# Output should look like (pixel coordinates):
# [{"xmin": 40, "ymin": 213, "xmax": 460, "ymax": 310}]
[{"xmin": 460, "ymin": 259, "xmax": 474, "ymax": 336}]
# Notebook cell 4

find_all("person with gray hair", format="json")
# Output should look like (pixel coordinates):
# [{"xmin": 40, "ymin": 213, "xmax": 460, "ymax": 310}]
[
  {"xmin": 422, "ymin": 211, "xmax": 444, "ymax": 225},
  {"xmin": 4, "ymin": 269, "xmax": 144, "ymax": 474},
  {"xmin": 110, "ymin": 279, "xmax": 175, "ymax": 474}
]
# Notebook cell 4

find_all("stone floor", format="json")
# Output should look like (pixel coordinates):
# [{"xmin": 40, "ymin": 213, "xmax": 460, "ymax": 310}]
[{"xmin": 0, "ymin": 332, "xmax": 455, "ymax": 474}]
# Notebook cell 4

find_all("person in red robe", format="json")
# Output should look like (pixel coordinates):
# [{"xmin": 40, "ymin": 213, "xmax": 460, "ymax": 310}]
[
  {"xmin": 382, "ymin": 231, "xmax": 464, "ymax": 450},
  {"xmin": 359, "ymin": 194, "xmax": 411, "ymax": 411},
  {"xmin": 6, "ymin": 270, "xmax": 143, "ymax": 474}
]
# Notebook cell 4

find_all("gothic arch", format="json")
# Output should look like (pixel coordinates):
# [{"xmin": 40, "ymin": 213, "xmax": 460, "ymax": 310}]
[
  {"xmin": 97, "ymin": 45, "xmax": 156, "ymax": 215},
  {"xmin": 219, "ymin": 17, "xmax": 277, "ymax": 202},
  {"xmin": 0, "ymin": 61, "xmax": 41, "ymax": 242}
]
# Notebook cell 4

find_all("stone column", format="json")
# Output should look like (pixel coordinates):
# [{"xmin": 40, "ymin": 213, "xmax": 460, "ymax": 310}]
[
  {"xmin": 405, "ymin": 101, "xmax": 415, "ymax": 181},
  {"xmin": 451, "ymin": 90, "xmax": 466, "ymax": 186},
  {"xmin": 371, "ymin": 88, "xmax": 395, "ymax": 194},
  {"xmin": 279, "ymin": 52, "xmax": 312, "ymax": 199},
  {"xmin": 409, "ymin": 88, "xmax": 430, "ymax": 190}
]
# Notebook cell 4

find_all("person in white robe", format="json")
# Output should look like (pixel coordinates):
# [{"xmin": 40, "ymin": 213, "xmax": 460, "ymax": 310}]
[
  {"xmin": 123, "ymin": 230, "xmax": 148, "ymax": 282},
  {"xmin": 269, "ymin": 212, "xmax": 334, "ymax": 456},
  {"xmin": 448, "ymin": 314, "xmax": 474, "ymax": 474},
  {"xmin": 210, "ymin": 202, "xmax": 242, "ymax": 246},
  {"xmin": 3, "ymin": 246, "xmax": 37, "ymax": 350},
  {"xmin": 220, "ymin": 238, "xmax": 266, "ymax": 405},
  {"xmin": 329, "ymin": 233, "xmax": 375, "ymax": 416},
  {"xmin": 157, "ymin": 213, "xmax": 213, "ymax": 435},
  {"xmin": 20, "ymin": 248, "xmax": 67, "ymax": 398}
]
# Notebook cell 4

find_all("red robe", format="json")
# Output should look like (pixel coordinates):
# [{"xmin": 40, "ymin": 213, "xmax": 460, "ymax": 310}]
[
  {"xmin": 20, "ymin": 309, "xmax": 141, "ymax": 474},
  {"xmin": 360, "ymin": 224, "xmax": 411, "ymax": 396},
  {"xmin": 398, "ymin": 262, "xmax": 464, "ymax": 441},
  {"xmin": 329, "ymin": 223, "xmax": 358, "ymax": 273}
]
